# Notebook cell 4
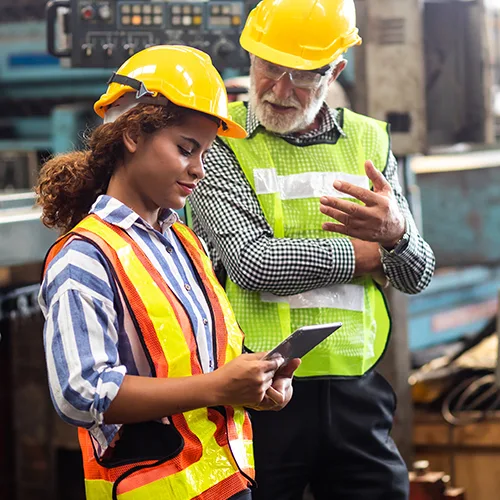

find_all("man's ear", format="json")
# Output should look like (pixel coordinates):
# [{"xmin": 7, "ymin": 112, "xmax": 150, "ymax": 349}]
[
  {"xmin": 123, "ymin": 128, "xmax": 139, "ymax": 154},
  {"xmin": 329, "ymin": 59, "xmax": 347, "ymax": 84}
]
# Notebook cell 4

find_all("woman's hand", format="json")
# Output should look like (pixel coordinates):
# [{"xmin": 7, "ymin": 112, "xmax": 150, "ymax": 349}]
[
  {"xmin": 210, "ymin": 353, "xmax": 285, "ymax": 407},
  {"xmin": 248, "ymin": 358, "xmax": 301, "ymax": 412}
]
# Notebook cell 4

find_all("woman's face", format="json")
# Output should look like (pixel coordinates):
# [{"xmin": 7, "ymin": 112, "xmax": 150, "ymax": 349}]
[{"xmin": 120, "ymin": 112, "xmax": 218, "ymax": 212}]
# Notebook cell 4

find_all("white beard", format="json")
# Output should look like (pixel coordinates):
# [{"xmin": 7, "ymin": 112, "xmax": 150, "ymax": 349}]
[{"xmin": 249, "ymin": 69, "xmax": 329, "ymax": 135}]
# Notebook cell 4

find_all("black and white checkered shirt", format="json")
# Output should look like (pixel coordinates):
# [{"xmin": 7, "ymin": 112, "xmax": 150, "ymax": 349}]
[{"xmin": 190, "ymin": 103, "xmax": 435, "ymax": 296}]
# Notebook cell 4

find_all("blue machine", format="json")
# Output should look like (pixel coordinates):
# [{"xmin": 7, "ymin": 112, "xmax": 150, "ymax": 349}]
[
  {"xmin": 407, "ymin": 150, "xmax": 500, "ymax": 353},
  {"xmin": 0, "ymin": 21, "xmax": 109, "ymax": 155},
  {"xmin": 0, "ymin": 21, "xmax": 112, "ymax": 266}
]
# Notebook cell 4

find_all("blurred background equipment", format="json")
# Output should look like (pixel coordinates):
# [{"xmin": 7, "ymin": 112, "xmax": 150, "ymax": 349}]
[
  {"xmin": 409, "ymin": 460, "xmax": 466, "ymax": 500},
  {"xmin": 46, "ymin": 0, "xmax": 257, "ymax": 72}
]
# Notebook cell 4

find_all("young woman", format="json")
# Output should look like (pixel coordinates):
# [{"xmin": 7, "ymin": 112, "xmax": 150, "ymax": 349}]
[{"xmin": 37, "ymin": 45, "xmax": 300, "ymax": 500}]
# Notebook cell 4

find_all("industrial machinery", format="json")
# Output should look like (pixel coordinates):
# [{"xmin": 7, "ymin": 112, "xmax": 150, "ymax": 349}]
[{"xmin": 47, "ymin": 0, "xmax": 257, "ymax": 72}]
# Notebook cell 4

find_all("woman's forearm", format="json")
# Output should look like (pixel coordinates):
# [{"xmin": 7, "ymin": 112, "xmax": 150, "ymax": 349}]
[{"xmin": 104, "ymin": 373, "xmax": 219, "ymax": 424}]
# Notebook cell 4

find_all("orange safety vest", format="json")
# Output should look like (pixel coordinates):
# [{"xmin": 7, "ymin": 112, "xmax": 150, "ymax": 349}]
[{"xmin": 43, "ymin": 214, "xmax": 255, "ymax": 500}]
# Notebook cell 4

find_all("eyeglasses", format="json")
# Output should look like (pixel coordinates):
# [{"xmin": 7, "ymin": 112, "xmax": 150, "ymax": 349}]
[{"xmin": 254, "ymin": 57, "xmax": 332, "ymax": 89}]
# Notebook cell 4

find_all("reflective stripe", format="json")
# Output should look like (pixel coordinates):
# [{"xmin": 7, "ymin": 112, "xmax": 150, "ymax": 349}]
[
  {"xmin": 254, "ymin": 168, "xmax": 279, "ymax": 195},
  {"xmin": 119, "ymin": 411, "xmax": 238, "ymax": 499},
  {"xmin": 229, "ymin": 407, "xmax": 254, "ymax": 472},
  {"xmin": 253, "ymin": 169, "xmax": 369, "ymax": 199},
  {"xmin": 79, "ymin": 217, "xmax": 193, "ymax": 378},
  {"xmin": 261, "ymin": 284, "xmax": 365, "ymax": 312},
  {"xmin": 83, "ymin": 412, "xmax": 244, "ymax": 499},
  {"xmin": 174, "ymin": 224, "xmax": 244, "ymax": 365}
]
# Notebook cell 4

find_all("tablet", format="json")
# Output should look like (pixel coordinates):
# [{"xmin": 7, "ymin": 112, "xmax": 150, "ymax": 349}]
[{"xmin": 263, "ymin": 322, "xmax": 343, "ymax": 363}]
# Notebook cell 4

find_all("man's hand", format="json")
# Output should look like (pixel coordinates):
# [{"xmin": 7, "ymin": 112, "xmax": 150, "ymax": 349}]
[
  {"xmin": 319, "ymin": 160, "xmax": 405, "ymax": 249},
  {"xmin": 248, "ymin": 358, "xmax": 301, "ymax": 412}
]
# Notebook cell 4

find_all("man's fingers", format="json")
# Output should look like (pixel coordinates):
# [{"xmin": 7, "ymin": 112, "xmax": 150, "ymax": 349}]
[
  {"xmin": 320, "ymin": 198, "xmax": 370, "ymax": 224},
  {"xmin": 365, "ymin": 160, "xmax": 390, "ymax": 193},
  {"xmin": 322, "ymin": 222, "xmax": 351, "ymax": 236},
  {"xmin": 333, "ymin": 179, "xmax": 378, "ymax": 205}
]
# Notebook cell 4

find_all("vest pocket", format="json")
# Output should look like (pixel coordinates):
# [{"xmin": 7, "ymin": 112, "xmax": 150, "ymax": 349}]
[{"xmin": 97, "ymin": 421, "xmax": 184, "ymax": 468}]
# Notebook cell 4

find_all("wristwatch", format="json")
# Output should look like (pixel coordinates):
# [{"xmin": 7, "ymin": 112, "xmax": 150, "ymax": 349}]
[{"xmin": 380, "ymin": 230, "xmax": 410, "ymax": 257}]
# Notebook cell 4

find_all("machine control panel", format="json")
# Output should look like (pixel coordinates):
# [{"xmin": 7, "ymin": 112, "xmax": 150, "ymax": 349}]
[{"xmin": 47, "ymin": 0, "xmax": 257, "ymax": 71}]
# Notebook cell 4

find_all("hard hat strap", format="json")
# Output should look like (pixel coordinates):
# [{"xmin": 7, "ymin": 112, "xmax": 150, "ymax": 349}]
[{"xmin": 107, "ymin": 72, "xmax": 154, "ymax": 99}]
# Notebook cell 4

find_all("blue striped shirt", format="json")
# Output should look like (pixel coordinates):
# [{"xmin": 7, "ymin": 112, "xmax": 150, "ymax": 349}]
[{"xmin": 39, "ymin": 195, "xmax": 215, "ymax": 455}]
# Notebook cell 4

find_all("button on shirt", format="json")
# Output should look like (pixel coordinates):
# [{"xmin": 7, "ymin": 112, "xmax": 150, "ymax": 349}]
[{"xmin": 39, "ymin": 195, "xmax": 215, "ymax": 455}]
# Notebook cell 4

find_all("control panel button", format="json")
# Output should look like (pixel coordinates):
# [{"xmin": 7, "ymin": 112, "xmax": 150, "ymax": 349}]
[
  {"xmin": 214, "ymin": 39, "xmax": 236, "ymax": 57},
  {"xmin": 153, "ymin": 5, "xmax": 162, "ymax": 15},
  {"xmin": 81, "ymin": 43, "xmax": 93, "ymax": 57},
  {"xmin": 102, "ymin": 43, "xmax": 114, "ymax": 57},
  {"xmin": 132, "ymin": 14, "xmax": 141, "ymax": 25},
  {"xmin": 122, "ymin": 14, "xmax": 131, "ymax": 25},
  {"xmin": 153, "ymin": 15, "xmax": 163, "ymax": 25},
  {"xmin": 123, "ymin": 43, "xmax": 135, "ymax": 56},
  {"xmin": 132, "ymin": 5, "xmax": 141, "ymax": 14},
  {"xmin": 143, "ymin": 4, "xmax": 152, "ymax": 14},
  {"xmin": 98, "ymin": 4, "xmax": 112, "ymax": 20},
  {"xmin": 121, "ymin": 4, "xmax": 131, "ymax": 14},
  {"xmin": 81, "ymin": 5, "xmax": 95, "ymax": 20},
  {"xmin": 143, "ymin": 15, "xmax": 152, "ymax": 25}
]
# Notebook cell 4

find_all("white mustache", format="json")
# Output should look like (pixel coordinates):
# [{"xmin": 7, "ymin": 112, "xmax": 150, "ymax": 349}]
[{"xmin": 262, "ymin": 93, "xmax": 300, "ymax": 109}]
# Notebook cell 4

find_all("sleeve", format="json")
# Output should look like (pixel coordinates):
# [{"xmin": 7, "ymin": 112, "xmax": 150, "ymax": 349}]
[
  {"xmin": 381, "ymin": 152, "xmax": 436, "ymax": 294},
  {"xmin": 191, "ymin": 138, "xmax": 356, "ymax": 296},
  {"xmin": 40, "ymin": 239, "xmax": 126, "ymax": 428}
]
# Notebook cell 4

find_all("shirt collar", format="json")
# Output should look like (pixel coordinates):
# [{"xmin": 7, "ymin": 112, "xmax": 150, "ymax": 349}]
[
  {"xmin": 90, "ymin": 195, "xmax": 179, "ymax": 232},
  {"xmin": 245, "ymin": 102, "xmax": 347, "ymax": 139}
]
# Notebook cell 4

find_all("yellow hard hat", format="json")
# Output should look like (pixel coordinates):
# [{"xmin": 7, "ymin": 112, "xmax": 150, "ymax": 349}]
[
  {"xmin": 94, "ymin": 45, "xmax": 247, "ymax": 139},
  {"xmin": 240, "ymin": 0, "xmax": 362, "ymax": 71}
]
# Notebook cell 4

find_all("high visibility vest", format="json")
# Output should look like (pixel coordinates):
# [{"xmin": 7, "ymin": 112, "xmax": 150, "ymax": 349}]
[
  {"xmin": 43, "ymin": 214, "xmax": 254, "ymax": 500},
  {"xmin": 220, "ymin": 103, "xmax": 392, "ymax": 378}
]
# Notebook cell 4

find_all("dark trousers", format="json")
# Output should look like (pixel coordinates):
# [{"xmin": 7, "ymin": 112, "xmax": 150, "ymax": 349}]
[
  {"xmin": 248, "ymin": 371, "xmax": 409, "ymax": 500},
  {"xmin": 229, "ymin": 489, "xmax": 252, "ymax": 499}
]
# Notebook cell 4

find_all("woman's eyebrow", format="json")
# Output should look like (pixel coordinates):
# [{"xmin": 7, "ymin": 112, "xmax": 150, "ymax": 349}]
[{"xmin": 180, "ymin": 136, "xmax": 201, "ymax": 149}]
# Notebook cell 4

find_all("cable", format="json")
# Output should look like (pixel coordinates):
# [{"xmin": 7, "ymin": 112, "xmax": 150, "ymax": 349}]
[{"xmin": 441, "ymin": 374, "xmax": 499, "ymax": 426}]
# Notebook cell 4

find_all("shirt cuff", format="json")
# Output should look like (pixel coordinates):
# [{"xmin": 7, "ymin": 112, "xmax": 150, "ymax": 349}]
[
  {"xmin": 329, "ymin": 237, "xmax": 356, "ymax": 284},
  {"xmin": 89, "ymin": 365, "xmax": 127, "ymax": 425}
]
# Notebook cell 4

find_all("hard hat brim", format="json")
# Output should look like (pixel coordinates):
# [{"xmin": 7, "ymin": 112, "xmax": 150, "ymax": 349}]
[
  {"xmin": 241, "ymin": 30, "xmax": 362, "ymax": 71},
  {"xmin": 94, "ymin": 90, "xmax": 247, "ymax": 139}
]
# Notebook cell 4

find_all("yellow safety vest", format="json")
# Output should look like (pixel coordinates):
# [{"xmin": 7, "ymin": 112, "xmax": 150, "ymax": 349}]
[
  {"xmin": 43, "ymin": 214, "xmax": 254, "ymax": 499},
  {"xmin": 221, "ymin": 103, "xmax": 391, "ymax": 377}
]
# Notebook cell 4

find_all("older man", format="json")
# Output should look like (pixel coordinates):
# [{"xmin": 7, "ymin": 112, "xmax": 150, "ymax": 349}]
[{"xmin": 190, "ymin": 0, "xmax": 435, "ymax": 498}]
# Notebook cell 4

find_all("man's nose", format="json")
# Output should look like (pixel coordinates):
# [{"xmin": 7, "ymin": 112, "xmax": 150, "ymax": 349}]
[{"xmin": 271, "ymin": 73, "xmax": 294, "ymax": 100}]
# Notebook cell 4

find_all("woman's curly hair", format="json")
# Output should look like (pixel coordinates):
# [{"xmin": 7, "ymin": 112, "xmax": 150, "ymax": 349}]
[{"xmin": 36, "ymin": 102, "xmax": 196, "ymax": 234}]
